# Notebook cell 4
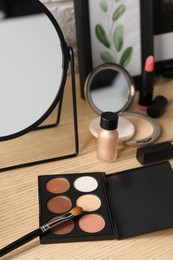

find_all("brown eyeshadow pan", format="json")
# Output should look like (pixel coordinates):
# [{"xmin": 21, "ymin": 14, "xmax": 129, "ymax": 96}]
[
  {"xmin": 47, "ymin": 196, "xmax": 72, "ymax": 214},
  {"xmin": 46, "ymin": 178, "xmax": 70, "ymax": 194},
  {"xmin": 50, "ymin": 218, "xmax": 74, "ymax": 235}
]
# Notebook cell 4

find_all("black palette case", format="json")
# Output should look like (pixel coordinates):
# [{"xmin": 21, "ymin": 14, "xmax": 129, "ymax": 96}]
[
  {"xmin": 107, "ymin": 161, "xmax": 173, "ymax": 238},
  {"xmin": 38, "ymin": 161, "xmax": 173, "ymax": 243}
]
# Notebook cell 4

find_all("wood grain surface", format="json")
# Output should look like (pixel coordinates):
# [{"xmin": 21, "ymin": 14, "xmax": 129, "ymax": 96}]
[{"xmin": 0, "ymin": 75, "xmax": 173, "ymax": 260}]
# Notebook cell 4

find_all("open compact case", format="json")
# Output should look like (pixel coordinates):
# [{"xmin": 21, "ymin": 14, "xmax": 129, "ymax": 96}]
[
  {"xmin": 38, "ymin": 161, "xmax": 173, "ymax": 243},
  {"xmin": 84, "ymin": 64, "xmax": 161, "ymax": 146}
]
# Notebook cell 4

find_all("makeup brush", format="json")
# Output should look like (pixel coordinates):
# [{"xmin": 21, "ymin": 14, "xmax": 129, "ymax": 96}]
[{"xmin": 0, "ymin": 207, "xmax": 83, "ymax": 257}]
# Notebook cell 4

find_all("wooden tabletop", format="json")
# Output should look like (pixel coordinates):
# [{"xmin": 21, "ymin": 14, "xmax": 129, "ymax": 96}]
[{"xmin": 0, "ymin": 74, "xmax": 173, "ymax": 260}]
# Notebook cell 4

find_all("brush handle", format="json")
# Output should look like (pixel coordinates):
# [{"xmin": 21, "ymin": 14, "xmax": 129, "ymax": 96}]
[{"xmin": 0, "ymin": 228, "xmax": 42, "ymax": 257}]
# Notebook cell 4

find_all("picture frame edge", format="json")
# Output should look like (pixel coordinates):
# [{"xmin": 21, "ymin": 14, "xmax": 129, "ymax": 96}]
[{"xmin": 74, "ymin": 0, "xmax": 154, "ymax": 98}]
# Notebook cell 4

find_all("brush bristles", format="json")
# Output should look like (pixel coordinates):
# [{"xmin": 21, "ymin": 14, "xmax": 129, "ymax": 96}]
[{"xmin": 70, "ymin": 207, "xmax": 83, "ymax": 216}]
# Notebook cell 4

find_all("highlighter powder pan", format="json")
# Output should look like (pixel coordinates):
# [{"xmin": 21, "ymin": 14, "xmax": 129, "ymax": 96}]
[{"xmin": 120, "ymin": 112, "xmax": 161, "ymax": 145}]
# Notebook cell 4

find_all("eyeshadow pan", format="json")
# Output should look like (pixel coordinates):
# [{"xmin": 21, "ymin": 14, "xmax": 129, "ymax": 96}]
[
  {"xmin": 47, "ymin": 196, "xmax": 72, "ymax": 214},
  {"xmin": 46, "ymin": 178, "xmax": 70, "ymax": 194},
  {"xmin": 78, "ymin": 214, "xmax": 105, "ymax": 233},
  {"xmin": 50, "ymin": 218, "xmax": 74, "ymax": 235},
  {"xmin": 74, "ymin": 176, "xmax": 98, "ymax": 192},
  {"xmin": 76, "ymin": 194, "xmax": 101, "ymax": 212}
]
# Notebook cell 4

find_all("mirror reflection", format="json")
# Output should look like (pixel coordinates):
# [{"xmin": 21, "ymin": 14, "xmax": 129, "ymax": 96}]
[
  {"xmin": 0, "ymin": 0, "xmax": 66, "ymax": 140},
  {"xmin": 84, "ymin": 64, "xmax": 135, "ymax": 114},
  {"xmin": 0, "ymin": 0, "xmax": 78, "ymax": 171}
]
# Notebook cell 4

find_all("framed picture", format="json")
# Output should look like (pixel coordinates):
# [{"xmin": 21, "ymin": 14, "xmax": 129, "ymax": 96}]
[
  {"xmin": 153, "ymin": 0, "xmax": 173, "ymax": 75},
  {"xmin": 74, "ymin": 0, "xmax": 154, "ymax": 98}
]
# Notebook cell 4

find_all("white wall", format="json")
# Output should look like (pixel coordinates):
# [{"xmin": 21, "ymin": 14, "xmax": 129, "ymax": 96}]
[{"xmin": 40, "ymin": 0, "xmax": 78, "ymax": 71}]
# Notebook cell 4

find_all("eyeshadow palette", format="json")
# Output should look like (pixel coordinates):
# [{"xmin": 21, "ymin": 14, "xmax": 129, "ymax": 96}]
[
  {"xmin": 38, "ymin": 161, "xmax": 173, "ymax": 243},
  {"xmin": 38, "ymin": 173, "xmax": 117, "ymax": 243}
]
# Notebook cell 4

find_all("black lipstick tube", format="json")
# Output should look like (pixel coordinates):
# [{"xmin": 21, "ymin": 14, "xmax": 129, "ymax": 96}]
[
  {"xmin": 138, "ymin": 71, "xmax": 154, "ymax": 108},
  {"xmin": 136, "ymin": 141, "xmax": 173, "ymax": 165}
]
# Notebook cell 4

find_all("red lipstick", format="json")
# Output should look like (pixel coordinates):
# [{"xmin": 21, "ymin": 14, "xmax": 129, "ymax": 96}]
[{"xmin": 138, "ymin": 55, "xmax": 154, "ymax": 110}]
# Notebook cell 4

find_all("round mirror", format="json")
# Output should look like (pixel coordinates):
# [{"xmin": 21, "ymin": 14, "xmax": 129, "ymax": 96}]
[
  {"xmin": 0, "ymin": 0, "xmax": 68, "ymax": 141},
  {"xmin": 84, "ymin": 64, "xmax": 135, "ymax": 114}
]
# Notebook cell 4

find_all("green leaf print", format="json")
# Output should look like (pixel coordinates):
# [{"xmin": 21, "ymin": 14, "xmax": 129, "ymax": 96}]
[
  {"xmin": 113, "ymin": 25, "xmax": 124, "ymax": 52},
  {"xmin": 100, "ymin": 51, "xmax": 115, "ymax": 63},
  {"xmin": 100, "ymin": 0, "xmax": 108, "ymax": 12},
  {"xmin": 95, "ymin": 24, "xmax": 111, "ymax": 48},
  {"xmin": 119, "ymin": 47, "xmax": 133, "ymax": 67},
  {"xmin": 112, "ymin": 5, "xmax": 126, "ymax": 21}
]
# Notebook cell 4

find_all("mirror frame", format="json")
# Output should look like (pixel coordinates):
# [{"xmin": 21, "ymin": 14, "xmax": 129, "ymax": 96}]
[
  {"xmin": 84, "ymin": 63, "xmax": 135, "ymax": 115},
  {"xmin": 0, "ymin": 0, "xmax": 69, "ymax": 141},
  {"xmin": 0, "ymin": 0, "xmax": 79, "ymax": 171}
]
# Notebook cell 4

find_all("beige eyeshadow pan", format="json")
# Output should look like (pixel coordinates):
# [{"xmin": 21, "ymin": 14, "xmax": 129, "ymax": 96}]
[
  {"xmin": 76, "ymin": 194, "xmax": 101, "ymax": 212},
  {"xmin": 47, "ymin": 195, "xmax": 72, "ymax": 214},
  {"xmin": 46, "ymin": 178, "xmax": 70, "ymax": 194}
]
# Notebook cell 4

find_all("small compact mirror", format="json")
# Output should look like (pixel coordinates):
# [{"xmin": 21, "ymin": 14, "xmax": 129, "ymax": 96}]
[
  {"xmin": 84, "ymin": 64, "xmax": 135, "ymax": 114},
  {"xmin": 85, "ymin": 63, "xmax": 161, "ymax": 146}
]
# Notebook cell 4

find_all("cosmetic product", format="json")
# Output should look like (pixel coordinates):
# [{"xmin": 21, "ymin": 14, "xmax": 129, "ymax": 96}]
[
  {"xmin": 84, "ymin": 64, "xmax": 160, "ymax": 146},
  {"xmin": 138, "ymin": 55, "xmax": 154, "ymax": 110},
  {"xmin": 0, "ymin": 207, "xmax": 83, "ymax": 257},
  {"xmin": 147, "ymin": 95, "xmax": 168, "ymax": 118},
  {"xmin": 136, "ymin": 141, "xmax": 173, "ymax": 165},
  {"xmin": 38, "ymin": 161, "xmax": 173, "ymax": 243},
  {"xmin": 120, "ymin": 112, "xmax": 161, "ymax": 146},
  {"xmin": 90, "ymin": 112, "xmax": 160, "ymax": 146},
  {"xmin": 97, "ymin": 112, "xmax": 119, "ymax": 163},
  {"xmin": 89, "ymin": 115, "xmax": 135, "ymax": 142}
]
